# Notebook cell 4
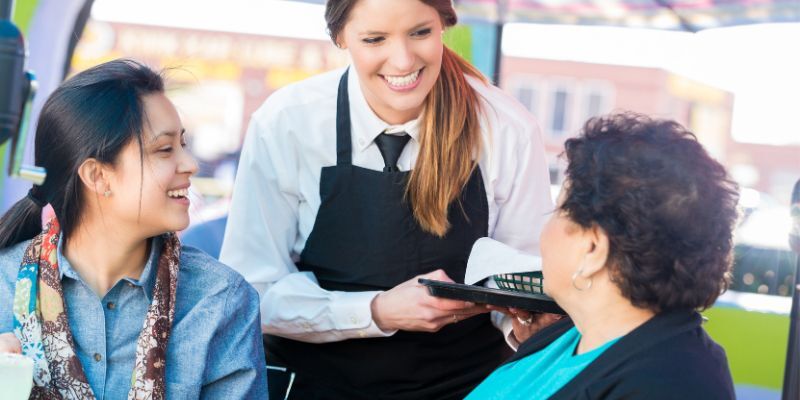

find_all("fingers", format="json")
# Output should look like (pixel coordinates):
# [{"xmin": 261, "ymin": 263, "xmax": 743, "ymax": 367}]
[
  {"xmin": 431, "ymin": 310, "xmax": 487, "ymax": 328},
  {"xmin": 400, "ymin": 269, "xmax": 454, "ymax": 289},
  {"xmin": 0, "ymin": 333, "xmax": 22, "ymax": 354},
  {"xmin": 417, "ymin": 269, "xmax": 454, "ymax": 283},
  {"xmin": 537, "ymin": 313, "xmax": 566, "ymax": 326},
  {"xmin": 508, "ymin": 307, "xmax": 529, "ymax": 317},
  {"xmin": 486, "ymin": 305, "xmax": 513, "ymax": 316},
  {"xmin": 426, "ymin": 296, "xmax": 476, "ymax": 311}
]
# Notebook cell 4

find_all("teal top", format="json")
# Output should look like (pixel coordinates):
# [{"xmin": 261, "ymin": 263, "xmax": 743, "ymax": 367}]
[{"xmin": 466, "ymin": 327, "xmax": 620, "ymax": 400}]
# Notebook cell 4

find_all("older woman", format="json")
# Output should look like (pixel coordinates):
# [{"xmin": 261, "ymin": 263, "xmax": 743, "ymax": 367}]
[{"xmin": 468, "ymin": 113, "xmax": 738, "ymax": 399}]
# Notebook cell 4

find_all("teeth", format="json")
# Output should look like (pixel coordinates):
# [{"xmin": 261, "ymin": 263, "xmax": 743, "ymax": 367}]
[
  {"xmin": 385, "ymin": 70, "xmax": 420, "ymax": 87},
  {"xmin": 167, "ymin": 188, "xmax": 189, "ymax": 198}
]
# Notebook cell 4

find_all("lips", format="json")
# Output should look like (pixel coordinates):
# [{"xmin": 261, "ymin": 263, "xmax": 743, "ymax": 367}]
[
  {"xmin": 383, "ymin": 68, "xmax": 422, "ymax": 89},
  {"xmin": 167, "ymin": 188, "xmax": 189, "ymax": 198}
]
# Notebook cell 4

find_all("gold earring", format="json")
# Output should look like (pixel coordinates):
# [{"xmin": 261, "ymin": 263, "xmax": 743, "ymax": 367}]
[{"xmin": 571, "ymin": 265, "xmax": 593, "ymax": 291}]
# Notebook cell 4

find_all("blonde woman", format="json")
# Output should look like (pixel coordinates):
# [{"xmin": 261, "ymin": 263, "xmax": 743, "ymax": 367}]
[{"xmin": 220, "ymin": 0, "xmax": 551, "ymax": 398}]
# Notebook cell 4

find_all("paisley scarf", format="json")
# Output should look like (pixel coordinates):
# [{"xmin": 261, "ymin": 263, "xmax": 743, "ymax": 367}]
[{"xmin": 12, "ymin": 218, "xmax": 180, "ymax": 400}]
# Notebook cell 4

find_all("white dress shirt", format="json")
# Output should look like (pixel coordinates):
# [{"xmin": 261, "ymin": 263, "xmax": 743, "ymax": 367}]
[{"xmin": 220, "ymin": 67, "xmax": 553, "ymax": 345}]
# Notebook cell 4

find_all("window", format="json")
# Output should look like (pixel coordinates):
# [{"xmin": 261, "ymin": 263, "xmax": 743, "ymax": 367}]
[
  {"xmin": 516, "ymin": 86, "xmax": 537, "ymax": 113},
  {"xmin": 551, "ymin": 89, "xmax": 569, "ymax": 135},
  {"xmin": 581, "ymin": 83, "xmax": 614, "ymax": 122},
  {"xmin": 511, "ymin": 81, "xmax": 538, "ymax": 114},
  {"xmin": 586, "ymin": 92, "xmax": 603, "ymax": 118}
]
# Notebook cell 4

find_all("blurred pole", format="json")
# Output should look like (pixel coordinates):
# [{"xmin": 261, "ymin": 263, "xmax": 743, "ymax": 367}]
[
  {"xmin": 0, "ymin": 0, "xmax": 23, "ymax": 147},
  {"xmin": 0, "ymin": 0, "xmax": 12, "ymax": 20},
  {"xmin": 492, "ymin": 20, "xmax": 503, "ymax": 86},
  {"xmin": 783, "ymin": 179, "xmax": 800, "ymax": 400},
  {"xmin": 491, "ymin": 0, "xmax": 508, "ymax": 86}
]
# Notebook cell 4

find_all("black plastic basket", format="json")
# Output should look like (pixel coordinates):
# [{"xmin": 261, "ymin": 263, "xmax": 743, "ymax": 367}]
[{"xmin": 493, "ymin": 271, "xmax": 544, "ymax": 295}]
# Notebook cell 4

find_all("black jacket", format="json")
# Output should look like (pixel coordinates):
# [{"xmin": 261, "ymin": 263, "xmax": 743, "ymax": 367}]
[{"xmin": 507, "ymin": 310, "xmax": 735, "ymax": 399}]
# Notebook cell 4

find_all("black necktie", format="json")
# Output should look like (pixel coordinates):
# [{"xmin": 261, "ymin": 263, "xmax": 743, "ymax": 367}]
[{"xmin": 374, "ymin": 132, "xmax": 410, "ymax": 172}]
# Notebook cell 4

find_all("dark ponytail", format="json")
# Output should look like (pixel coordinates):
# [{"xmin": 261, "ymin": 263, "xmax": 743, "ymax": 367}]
[
  {"xmin": 0, "ymin": 192, "xmax": 45, "ymax": 249},
  {"xmin": 0, "ymin": 59, "xmax": 164, "ymax": 250}
]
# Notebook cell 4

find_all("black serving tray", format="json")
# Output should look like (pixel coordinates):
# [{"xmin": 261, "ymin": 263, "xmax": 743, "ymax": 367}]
[{"xmin": 419, "ymin": 279, "xmax": 566, "ymax": 315}]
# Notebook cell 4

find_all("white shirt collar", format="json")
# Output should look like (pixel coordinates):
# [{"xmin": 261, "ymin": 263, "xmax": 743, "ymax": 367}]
[{"xmin": 347, "ymin": 67, "xmax": 420, "ymax": 152}]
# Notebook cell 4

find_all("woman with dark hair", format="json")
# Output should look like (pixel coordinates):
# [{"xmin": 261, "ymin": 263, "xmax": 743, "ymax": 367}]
[
  {"xmin": 0, "ymin": 59, "xmax": 267, "ymax": 399},
  {"xmin": 219, "ymin": 0, "xmax": 552, "ymax": 398},
  {"xmin": 468, "ymin": 113, "xmax": 738, "ymax": 399}
]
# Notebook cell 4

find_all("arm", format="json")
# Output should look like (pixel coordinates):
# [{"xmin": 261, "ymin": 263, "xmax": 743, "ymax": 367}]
[
  {"xmin": 220, "ymin": 103, "xmax": 486, "ymax": 342},
  {"xmin": 0, "ymin": 256, "xmax": 21, "ymax": 353},
  {"xmin": 219, "ymin": 107, "xmax": 393, "ymax": 343},
  {"xmin": 200, "ymin": 279, "xmax": 267, "ymax": 399}
]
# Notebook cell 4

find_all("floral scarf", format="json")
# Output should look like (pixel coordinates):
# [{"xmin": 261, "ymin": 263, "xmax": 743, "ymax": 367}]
[{"xmin": 12, "ymin": 218, "xmax": 180, "ymax": 400}]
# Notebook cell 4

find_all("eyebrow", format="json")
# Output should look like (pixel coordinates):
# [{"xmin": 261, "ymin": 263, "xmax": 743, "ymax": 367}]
[
  {"xmin": 150, "ymin": 128, "xmax": 186, "ymax": 143},
  {"xmin": 359, "ymin": 21, "xmax": 435, "ymax": 36}
]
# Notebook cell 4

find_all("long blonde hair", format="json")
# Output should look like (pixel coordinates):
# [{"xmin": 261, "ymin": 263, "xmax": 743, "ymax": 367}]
[{"xmin": 326, "ymin": 0, "xmax": 487, "ymax": 237}]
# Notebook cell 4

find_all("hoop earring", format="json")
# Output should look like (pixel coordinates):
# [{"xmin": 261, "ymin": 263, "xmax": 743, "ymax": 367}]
[{"xmin": 571, "ymin": 267, "xmax": 592, "ymax": 291}]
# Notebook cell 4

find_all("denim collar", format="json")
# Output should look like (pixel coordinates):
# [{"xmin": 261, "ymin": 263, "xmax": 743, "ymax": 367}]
[{"xmin": 57, "ymin": 235, "xmax": 162, "ymax": 301}]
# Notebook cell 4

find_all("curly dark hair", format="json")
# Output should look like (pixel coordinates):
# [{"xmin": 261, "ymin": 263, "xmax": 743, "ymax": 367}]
[{"xmin": 561, "ymin": 112, "xmax": 739, "ymax": 312}]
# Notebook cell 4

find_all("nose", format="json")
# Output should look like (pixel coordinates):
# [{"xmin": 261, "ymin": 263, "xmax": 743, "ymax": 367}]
[
  {"xmin": 178, "ymin": 147, "xmax": 199, "ymax": 176},
  {"xmin": 389, "ymin": 39, "xmax": 415, "ymax": 72}
]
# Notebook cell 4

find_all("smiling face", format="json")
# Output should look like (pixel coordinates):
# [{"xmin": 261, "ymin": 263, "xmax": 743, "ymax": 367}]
[
  {"xmin": 105, "ymin": 93, "xmax": 198, "ymax": 237},
  {"xmin": 338, "ymin": 0, "xmax": 444, "ymax": 124}
]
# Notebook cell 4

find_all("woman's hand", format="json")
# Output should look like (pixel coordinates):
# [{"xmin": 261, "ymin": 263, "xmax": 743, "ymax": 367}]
[
  {"xmin": 0, "ymin": 332, "xmax": 22, "ymax": 354},
  {"xmin": 371, "ymin": 269, "xmax": 489, "ymax": 332},
  {"xmin": 487, "ymin": 306, "xmax": 564, "ymax": 344}
]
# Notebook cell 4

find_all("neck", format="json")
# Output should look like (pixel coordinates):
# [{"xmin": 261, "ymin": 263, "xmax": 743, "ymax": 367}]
[
  {"xmin": 377, "ymin": 108, "xmax": 420, "ymax": 126},
  {"xmin": 63, "ymin": 218, "xmax": 150, "ymax": 297},
  {"xmin": 566, "ymin": 279, "xmax": 655, "ymax": 355}
]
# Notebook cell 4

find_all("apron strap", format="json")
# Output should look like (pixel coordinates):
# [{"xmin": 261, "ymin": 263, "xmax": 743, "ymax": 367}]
[{"xmin": 336, "ymin": 69, "xmax": 352, "ymax": 166}]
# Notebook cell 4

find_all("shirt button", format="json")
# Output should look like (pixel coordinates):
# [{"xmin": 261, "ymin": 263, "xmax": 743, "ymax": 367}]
[
  {"xmin": 358, "ymin": 138, "xmax": 365, "ymax": 146},
  {"xmin": 107, "ymin": 302, "xmax": 115, "ymax": 310},
  {"xmin": 350, "ymin": 315, "xmax": 358, "ymax": 324},
  {"xmin": 94, "ymin": 353, "xmax": 102, "ymax": 362}
]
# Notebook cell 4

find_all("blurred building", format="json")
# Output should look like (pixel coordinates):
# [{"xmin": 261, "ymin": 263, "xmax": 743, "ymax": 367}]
[
  {"xmin": 72, "ymin": 19, "xmax": 797, "ymax": 205},
  {"xmin": 727, "ymin": 141, "xmax": 800, "ymax": 203},
  {"xmin": 72, "ymin": 20, "xmax": 348, "ymax": 166},
  {"xmin": 500, "ymin": 56, "xmax": 735, "ymax": 183}
]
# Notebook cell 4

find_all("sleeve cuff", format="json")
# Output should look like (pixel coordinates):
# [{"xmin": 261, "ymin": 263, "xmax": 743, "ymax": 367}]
[
  {"xmin": 494, "ymin": 311, "xmax": 521, "ymax": 351},
  {"xmin": 330, "ymin": 290, "xmax": 398, "ymax": 338}
]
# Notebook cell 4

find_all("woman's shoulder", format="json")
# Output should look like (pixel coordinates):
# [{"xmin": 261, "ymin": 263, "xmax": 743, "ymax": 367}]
[
  {"xmin": 465, "ymin": 74, "xmax": 541, "ymax": 149},
  {"xmin": 177, "ymin": 245, "xmax": 259, "ymax": 306},
  {"xmin": 0, "ymin": 240, "xmax": 31, "ymax": 283},
  {"xmin": 466, "ymin": 74, "xmax": 538, "ymax": 127},
  {"xmin": 179, "ymin": 245, "xmax": 249, "ymax": 287},
  {"xmin": 602, "ymin": 322, "xmax": 734, "ymax": 398},
  {"xmin": 0, "ymin": 241, "xmax": 32, "ymax": 331},
  {"xmin": 252, "ymin": 67, "xmax": 344, "ymax": 122},
  {"xmin": 173, "ymin": 245, "xmax": 260, "ymax": 329}
]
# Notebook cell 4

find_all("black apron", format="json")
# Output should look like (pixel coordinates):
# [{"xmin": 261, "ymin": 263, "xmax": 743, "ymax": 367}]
[{"xmin": 265, "ymin": 70, "xmax": 509, "ymax": 400}]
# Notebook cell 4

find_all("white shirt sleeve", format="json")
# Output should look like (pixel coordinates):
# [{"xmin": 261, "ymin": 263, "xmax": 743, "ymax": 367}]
[
  {"xmin": 471, "ymin": 92, "xmax": 554, "ymax": 350},
  {"xmin": 219, "ymin": 107, "xmax": 396, "ymax": 343},
  {"xmin": 488, "ymin": 115, "xmax": 552, "ymax": 255}
]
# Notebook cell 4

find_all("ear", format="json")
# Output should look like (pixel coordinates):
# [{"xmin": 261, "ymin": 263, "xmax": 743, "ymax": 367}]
[
  {"xmin": 578, "ymin": 224, "xmax": 610, "ymax": 278},
  {"xmin": 77, "ymin": 158, "xmax": 110, "ymax": 196}
]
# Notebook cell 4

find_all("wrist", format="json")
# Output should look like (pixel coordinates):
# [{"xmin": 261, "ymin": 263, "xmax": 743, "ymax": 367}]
[{"xmin": 370, "ymin": 292, "xmax": 389, "ymax": 331}]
